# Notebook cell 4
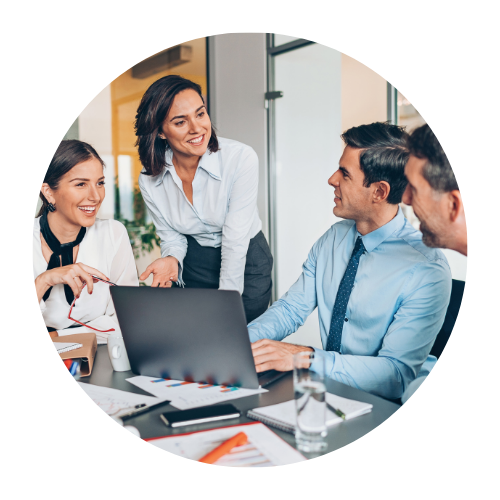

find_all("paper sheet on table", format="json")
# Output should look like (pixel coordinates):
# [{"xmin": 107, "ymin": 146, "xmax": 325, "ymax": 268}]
[
  {"xmin": 54, "ymin": 342, "xmax": 82, "ymax": 354},
  {"xmin": 126, "ymin": 376, "xmax": 267, "ymax": 410},
  {"xmin": 78, "ymin": 382, "xmax": 160, "ymax": 418},
  {"xmin": 147, "ymin": 422, "xmax": 305, "ymax": 466},
  {"xmin": 54, "ymin": 327, "xmax": 108, "ymax": 345}
]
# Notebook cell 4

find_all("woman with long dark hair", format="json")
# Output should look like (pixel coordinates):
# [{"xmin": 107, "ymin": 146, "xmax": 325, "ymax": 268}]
[
  {"xmin": 34, "ymin": 140, "xmax": 138, "ymax": 343},
  {"xmin": 136, "ymin": 75, "xmax": 273, "ymax": 323}
]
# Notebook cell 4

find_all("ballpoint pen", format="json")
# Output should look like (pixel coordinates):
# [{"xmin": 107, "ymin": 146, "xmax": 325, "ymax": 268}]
[
  {"xmin": 63, "ymin": 359, "xmax": 81, "ymax": 377},
  {"xmin": 109, "ymin": 403, "xmax": 147, "ymax": 418},
  {"xmin": 119, "ymin": 399, "xmax": 172, "ymax": 420},
  {"xmin": 91, "ymin": 275, "xmax": 118, "ymax": 287},
  {"xmin": 69, "ymin": 360, "xmax": 81, "ymax": 376},
  {"xmin": 327, "ymin": 402, "xmax": 346, "ymax": 420}
]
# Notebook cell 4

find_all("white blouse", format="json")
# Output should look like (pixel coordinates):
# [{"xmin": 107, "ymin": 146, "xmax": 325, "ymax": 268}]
[
  {"xmin": 139, "ymin": 137, "xmax": 262, "ymax": 294},
  {"xmin": 33, "ymin": 218, "xmax": 139, "ymax": 343}
]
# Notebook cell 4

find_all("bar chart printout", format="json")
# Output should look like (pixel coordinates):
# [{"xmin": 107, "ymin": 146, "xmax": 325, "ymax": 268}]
[
  {"xmin": 146, "ymin": 423, "xmax": 306, "ymax": 466},
  {"xmin": 126, "ymin": 376, "xmax": 267, "ymax": 410}
]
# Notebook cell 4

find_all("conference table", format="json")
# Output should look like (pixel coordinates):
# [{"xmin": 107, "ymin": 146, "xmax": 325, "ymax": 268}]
[{"xmin": 80, "ymin": 346, "xmax": 401, "ymax": 457}]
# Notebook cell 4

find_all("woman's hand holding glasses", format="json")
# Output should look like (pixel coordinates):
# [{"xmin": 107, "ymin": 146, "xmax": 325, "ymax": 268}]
[{"xmin": 35, "ymin": 263, "xmax": 109, "ymax": 303}]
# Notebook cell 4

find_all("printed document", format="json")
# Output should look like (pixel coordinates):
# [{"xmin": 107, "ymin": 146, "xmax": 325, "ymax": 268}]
[
  {"xmin": 78, "ymin": 382, "xmax": 159, "ymax": 418},
  {"xmin": 147, "ymin": 422, "xmax": 305, "ymax": 466},
  {"xmin": 126, "ymin": 375, "xmax": 267, "ymax": 410}
]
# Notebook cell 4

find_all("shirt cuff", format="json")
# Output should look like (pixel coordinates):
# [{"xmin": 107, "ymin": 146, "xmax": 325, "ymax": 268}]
[
  {"xmin": 163, "ymin": 252, "xmax": 185, "ymax": 287},
  {"xmin": 219, "ymin": 277, "xmax": 244, "ymax": 294},
  {"xmin": 401, "ymin": 377, "xmax": 426, "ymax": 404},
  {"xmin": 309, "ymin": 347, "xmax": 335, "ymax": 376}
]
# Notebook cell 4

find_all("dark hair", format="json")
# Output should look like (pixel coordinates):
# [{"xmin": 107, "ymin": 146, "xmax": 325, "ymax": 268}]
[
  {"xmin": 134, "ymin": 75, "xmax": 219, "ymax": 176},
  {"xmin": 341, "ymin": 122, "xmax": 409, "ymax": 204},
  {"xmin": 407, "ymin": 124, "xmax": 458, "ymax": 192},
  {"xmin": 37, "ymin": 140, "xmax": 105, "ymax": 217}
]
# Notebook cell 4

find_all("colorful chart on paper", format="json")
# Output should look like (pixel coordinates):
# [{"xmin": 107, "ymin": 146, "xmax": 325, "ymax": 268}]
[{"xmin": 126, "ymin": 376, "xmax": 267, "ymax": 410}]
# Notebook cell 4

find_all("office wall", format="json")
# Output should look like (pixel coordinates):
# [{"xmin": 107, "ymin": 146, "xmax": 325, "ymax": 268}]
[
  {"xmin": 78, "ymin": 86, "xmax": 115, "ymax": 220},
  {"xmin": 272, "ymin": 44, "xmax": 343, "ymax": 349},
  {"xmin": 341, "ymin": 53, "xmax": 387, "ymax": 133},
  {"xmin": 207, "ymin": 34, "xmax": 269, "ymax": 238}
]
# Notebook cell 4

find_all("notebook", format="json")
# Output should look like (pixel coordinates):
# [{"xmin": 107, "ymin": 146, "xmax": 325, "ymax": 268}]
[
  {"xmin": 53, "ymin": 342, "xmax": 83, "ymax": 354},
  {"xmin": 247, "ymin": 392, "xmax": 373, "ymax": 434},
  {"xmin": 52, "ymin": 333, "xmax": 97, "ymax": 377}
]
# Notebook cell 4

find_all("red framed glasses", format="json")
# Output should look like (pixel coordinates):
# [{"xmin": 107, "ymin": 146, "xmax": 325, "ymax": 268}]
[{"xmin": 68, "ymin": 275, "xmax": 118, "ymax": 333}]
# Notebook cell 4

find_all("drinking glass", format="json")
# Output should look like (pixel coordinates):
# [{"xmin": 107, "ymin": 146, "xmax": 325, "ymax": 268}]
[{"xmin": 293, "ymin": 350, "xmax": 327, "ymax": 453}]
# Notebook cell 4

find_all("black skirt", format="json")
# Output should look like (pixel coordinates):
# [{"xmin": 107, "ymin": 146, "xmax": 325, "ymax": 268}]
[{"xmin": 181, "ymin": 231, "xmax": 273, "ymax": 323}]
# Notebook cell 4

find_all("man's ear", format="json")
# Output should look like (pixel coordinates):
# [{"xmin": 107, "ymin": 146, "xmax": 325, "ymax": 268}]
[
  {"xmin": 372, "ymin": 181, "xmax": 391, "ymax": 203},
  {"xmin": 40, "ymin": 183, "xmax": 55, "ymax": 204},
  {"xmin": 448, "ymin": 190, "xmax": 463, "ymax": 222}
]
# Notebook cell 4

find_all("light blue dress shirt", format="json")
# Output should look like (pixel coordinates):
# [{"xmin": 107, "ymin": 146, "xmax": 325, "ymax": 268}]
[
  {"xmin": 401, "ymin": 356, "xmax": 437, "ymax": 404},
  {"xmin": 248, "ymin": 208, "xmax": 451, "ymax": 400},
  {"xmin": 139, "ymin": 137, "xmax": 262, "ymax": 293}
]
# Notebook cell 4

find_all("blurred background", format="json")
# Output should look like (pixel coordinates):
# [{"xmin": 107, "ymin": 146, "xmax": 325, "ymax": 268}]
[{"xmin": 44, "ymin": 33, "xmax": 466, "ymax": 347}]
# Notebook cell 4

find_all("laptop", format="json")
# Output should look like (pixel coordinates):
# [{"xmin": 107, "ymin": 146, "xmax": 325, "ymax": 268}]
[{"xmin": 110, "ymin": 286, "xmax": 286, "ymax": 389}]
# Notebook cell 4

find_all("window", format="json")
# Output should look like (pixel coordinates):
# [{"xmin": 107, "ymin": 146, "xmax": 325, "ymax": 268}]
[{"xmin": 60, "ymin": 38, "xmax": 207, "ymax": 278}]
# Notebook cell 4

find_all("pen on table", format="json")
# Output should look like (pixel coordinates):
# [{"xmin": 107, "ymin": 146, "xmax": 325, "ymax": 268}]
[
  {"xmin": 119, "ymin": 399, "xmax": 172, "ymax": 420},
  {"xmin": 198, "ymin": 432, "xmax": 248, "ymax": 464},
  {"xmin": 327, "ymin": 402, "xmax": 346, "ymax": 420}
]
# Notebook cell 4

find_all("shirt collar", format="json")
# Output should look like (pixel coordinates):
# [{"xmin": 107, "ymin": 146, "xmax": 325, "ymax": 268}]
[
  {"xmin": 154, "ymin": 147, "xmax": 221, "ymax": 186},
  {"xmin": 357, "ymin": 206, "xmax": 405, "ymax": 253}
]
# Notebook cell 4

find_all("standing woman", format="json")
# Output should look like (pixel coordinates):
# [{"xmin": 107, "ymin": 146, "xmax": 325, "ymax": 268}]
[{"xmin": 135, "ymin": 75, "xmax": 273, "ymax": 323}]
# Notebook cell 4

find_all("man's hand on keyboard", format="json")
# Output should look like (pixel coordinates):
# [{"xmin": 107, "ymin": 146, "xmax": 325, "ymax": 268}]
[{"xmin": 251, "ymin": 339, "xmax": 313, "ymax": 372}]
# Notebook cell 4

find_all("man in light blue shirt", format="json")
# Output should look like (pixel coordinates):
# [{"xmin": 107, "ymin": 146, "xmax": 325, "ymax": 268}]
[{"xmin": 249, "ymin": 122, "xmax": 451, "ymax": 401}]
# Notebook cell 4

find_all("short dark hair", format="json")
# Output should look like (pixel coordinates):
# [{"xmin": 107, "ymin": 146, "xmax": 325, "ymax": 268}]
[
  {"xmin": 37, "ymin": 140, "xmax": 104, "ymax": 217},
  {"xmin": 341, "ymin": 122, "xmax": 409, "ymax": 204},
  {"xmin": 407, "ymin": 124, "xmax": 458, "ymax": 192},
  {"xmin": 135, "ymin": 75, "xmax": 219, "ymax": 176}
]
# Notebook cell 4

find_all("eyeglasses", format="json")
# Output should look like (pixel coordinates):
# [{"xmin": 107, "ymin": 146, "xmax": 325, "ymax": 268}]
[{"xmin": 68, "ymin": 275, "xmax": 118, "ymax": 333}]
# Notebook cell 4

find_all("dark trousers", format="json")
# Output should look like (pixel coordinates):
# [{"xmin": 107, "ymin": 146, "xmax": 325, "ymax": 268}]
[{"xmin": 181, "ymin": 231, "xmax": 273, "ymax": 323}]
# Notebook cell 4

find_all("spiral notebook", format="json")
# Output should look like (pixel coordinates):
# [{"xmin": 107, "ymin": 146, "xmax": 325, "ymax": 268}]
[
  {"xmin": 52, "ymin": 333, "xmax": 97, "ymax": 377},
  {"xmin": 247, "ymin": 392, "xmax": 373, "ymax": 434},
  {"xmin": 53, "ymin": 342, "xmax": 83, "ymax": 354}
]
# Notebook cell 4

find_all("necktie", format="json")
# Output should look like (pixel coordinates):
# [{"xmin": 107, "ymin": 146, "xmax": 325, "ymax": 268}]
[
  {"xmin": 326, "ymin": 236, "xmax": 366, "ymax": 352},
  {"xmin": 40, "ymin": 212, "xmax": 86, "ymax": 305}
]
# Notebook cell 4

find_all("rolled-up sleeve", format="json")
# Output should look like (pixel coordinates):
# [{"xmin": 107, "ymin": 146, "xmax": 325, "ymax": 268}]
[
  {"xmin": 220, "ymin": 148, "xmax": 260, "ymax": 293},
  {"xmin": 139, "ymin": 174, "xmax": 187, "ymax": 276}
]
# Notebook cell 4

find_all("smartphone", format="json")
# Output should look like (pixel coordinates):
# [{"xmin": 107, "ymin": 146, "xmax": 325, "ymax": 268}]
[{"xmin": 160, "ymin": 404, "xmax": 241, "ymax": 428}]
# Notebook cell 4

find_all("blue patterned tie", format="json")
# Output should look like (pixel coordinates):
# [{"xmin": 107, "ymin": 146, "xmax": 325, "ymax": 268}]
[{"xmin": 326, "ymin": 237, "xmax": 366, "ymax": 352}]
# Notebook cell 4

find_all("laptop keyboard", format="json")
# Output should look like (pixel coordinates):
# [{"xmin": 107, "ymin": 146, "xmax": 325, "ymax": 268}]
[{"xmin": 257, "ymin": 369, "xmax": 288, "ymax": 388}]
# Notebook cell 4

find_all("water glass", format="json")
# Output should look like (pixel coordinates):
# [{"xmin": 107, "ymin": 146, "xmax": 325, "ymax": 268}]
[{"xmin": 293, "ymin": 350, "xmax": 327, "ymax": 453}]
